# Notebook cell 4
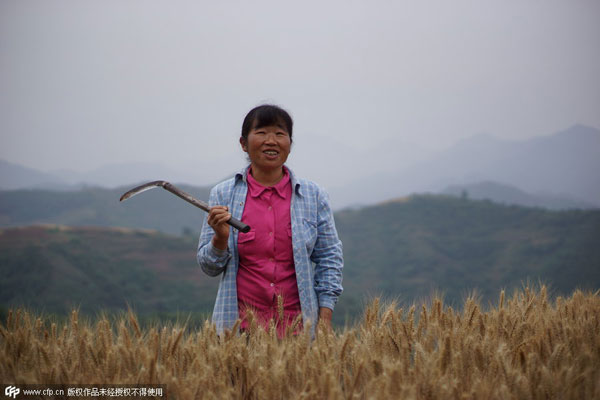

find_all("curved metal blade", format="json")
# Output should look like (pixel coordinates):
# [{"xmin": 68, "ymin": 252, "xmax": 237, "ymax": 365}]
[
  {"xmin": 119, "ymin": 180, "xmax": 168, "ymax": 202},
  {"xmin": 119, "ymin": 180, "xmax": 251, "ymax": 232}
]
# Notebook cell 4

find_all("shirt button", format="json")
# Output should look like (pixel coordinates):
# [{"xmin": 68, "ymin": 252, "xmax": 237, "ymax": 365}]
[
  {"xmin": 268, "ymin": 206, "xmax": 272, "ymax": 210},
  {"xmin": 270, "ymin": 283, "xmax": 275, "ymax": 287},
  {"xmin": 269, "ymin": 231, "xmax": 273, "ymax": 236}
]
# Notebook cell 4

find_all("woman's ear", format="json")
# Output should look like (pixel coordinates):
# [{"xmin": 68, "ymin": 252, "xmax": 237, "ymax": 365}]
[{"xmin": 240, "ymin": 137, "xmax": 248, "ymax": 152}]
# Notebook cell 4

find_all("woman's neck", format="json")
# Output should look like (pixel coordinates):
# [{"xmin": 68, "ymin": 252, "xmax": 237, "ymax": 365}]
[{"xmin": 250, "ymin": 165, "xmax": 284, "ymax": 187}]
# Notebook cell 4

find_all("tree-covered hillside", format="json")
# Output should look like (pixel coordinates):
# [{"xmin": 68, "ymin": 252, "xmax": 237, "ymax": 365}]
[
  {"xmin": 0, "ymin": 184, "xmax": 211, "ymax": 235},
  {"xmin": 1, "ymin": 195, "xmax": 599, "ymax": 326},
  {"xmin": 0, "ymin": 226, "xmax": 217, "ymax": 321},
  {"xmin": 334, "ymin": 195, "xmax": 600, "ymax": 321}
]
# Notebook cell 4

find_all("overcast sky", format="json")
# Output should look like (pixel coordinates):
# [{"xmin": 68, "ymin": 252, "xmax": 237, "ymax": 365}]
[{"xmin": 1, "ymin": 0, "xmax": 599, "ymax": 187}]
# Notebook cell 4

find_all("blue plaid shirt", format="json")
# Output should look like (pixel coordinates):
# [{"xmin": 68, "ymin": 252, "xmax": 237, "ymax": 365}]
[{"xmin": 197, "ymin": 165, "xmax": 343, "ymax": 335}]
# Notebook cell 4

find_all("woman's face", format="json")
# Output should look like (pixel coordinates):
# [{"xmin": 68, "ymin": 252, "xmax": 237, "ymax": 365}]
[{"xmin": 240, "ymin": 123, "xmax": 291, "ymax": 172}]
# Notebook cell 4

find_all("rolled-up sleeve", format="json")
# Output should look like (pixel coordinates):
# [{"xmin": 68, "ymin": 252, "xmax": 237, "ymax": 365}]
[
  {"xmin": 197, "ymin": 187, "xmax": 231, "ymax": 276},
  {"xmin": 311, "ymin": 189, "xmax": 343, "ymax": 311}
]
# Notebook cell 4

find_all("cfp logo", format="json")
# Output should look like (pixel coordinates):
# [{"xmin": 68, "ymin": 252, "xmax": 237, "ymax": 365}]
[{"xmin": 4, "ymin": 386, "xmax": 20, "ymax": 399}]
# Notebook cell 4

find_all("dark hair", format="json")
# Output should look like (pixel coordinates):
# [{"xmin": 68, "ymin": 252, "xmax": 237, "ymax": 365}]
[{"xmin": 241, "ymin": 104, "xmax": 293, "ymax": 144}]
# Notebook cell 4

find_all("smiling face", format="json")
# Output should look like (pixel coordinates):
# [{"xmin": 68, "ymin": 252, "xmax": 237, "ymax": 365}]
[{"xmin": 240, "ymin": 123, "xmax": 291, "ymax": 174}]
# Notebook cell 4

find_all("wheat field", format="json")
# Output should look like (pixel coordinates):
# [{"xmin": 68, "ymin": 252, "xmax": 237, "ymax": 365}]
[{"xmin": 1, "ymin": 286, "xmax": 599, "ymax": 399}]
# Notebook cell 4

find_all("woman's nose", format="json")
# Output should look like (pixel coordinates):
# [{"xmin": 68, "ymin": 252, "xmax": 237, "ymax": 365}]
[{"xmin": 264, "ymin": 133, "xmax": 277, "ymax": 143}]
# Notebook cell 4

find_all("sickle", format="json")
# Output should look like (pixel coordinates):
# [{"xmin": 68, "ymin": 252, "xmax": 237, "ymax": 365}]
[{"xmin": 120, "ymin": 180, "xmax": 250, "ymax": 233}]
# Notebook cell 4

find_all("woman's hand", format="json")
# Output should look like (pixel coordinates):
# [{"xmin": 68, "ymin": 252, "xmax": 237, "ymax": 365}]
[
  {"xmin": 207, "ymin": 205, "xmax": 231, "ymax": 250},
  {"xmin": 318, "ymin": 307, "xmax": 333, "ymax": 331}
]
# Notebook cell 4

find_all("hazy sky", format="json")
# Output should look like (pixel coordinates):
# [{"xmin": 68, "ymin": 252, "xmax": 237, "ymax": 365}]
[{"xmin": 1, "ymin": 0, "xmax": 599, "ymax": 186}]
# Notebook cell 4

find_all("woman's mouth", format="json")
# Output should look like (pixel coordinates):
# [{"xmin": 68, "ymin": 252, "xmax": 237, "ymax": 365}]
[{"xmin": 263, "ymin": 150, "xmax": 279, "ymax": 158}]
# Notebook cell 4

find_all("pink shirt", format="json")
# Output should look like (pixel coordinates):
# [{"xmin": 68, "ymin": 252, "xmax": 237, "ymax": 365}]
[{"xmin": 236, "ymin": 167, "xmax": 302, "ymax": 335}]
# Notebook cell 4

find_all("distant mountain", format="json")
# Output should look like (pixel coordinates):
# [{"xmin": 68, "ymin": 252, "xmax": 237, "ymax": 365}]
[
  {"xmin": 0, "ymin": 184, "xmax": 211, "ymax": 235},
  {"xmin": 5, "ymin": 124, "xmax": 599, "ymax": 210},
  {"xmin": 52, "ymin": 162, "xmax": 195, "ymax": 188},
  {"xmin": 442, "ymin": 181, "xmax": 597, "ymax": 210},
  {"xmin": 0, "ymin": 159, "xmax": 71, "ymax": 190},
  {"xmin": 0, "ymin": 159, "xmax": 204, "ymax": 190},
  {"xmin": 331, "ymin": 124, "xmax": 600, "ymax": 209},
  {"xmin": 288, "ymin": 132, "xmax": 434, "ymax": 189},
  {"xmin": 2, "ymin": 196, "xmax": 599, "ymax": 326}
]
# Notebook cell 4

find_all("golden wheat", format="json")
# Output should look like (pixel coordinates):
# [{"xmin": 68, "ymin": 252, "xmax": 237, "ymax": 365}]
[{"xmin": 1, "ymin": 286, "xmax": 599, "ymax": 399}]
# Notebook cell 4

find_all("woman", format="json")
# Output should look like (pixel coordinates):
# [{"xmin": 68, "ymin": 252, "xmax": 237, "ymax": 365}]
[{"xmin": 197, "ymin": 104, "xmax": 343, "ymax": 337}]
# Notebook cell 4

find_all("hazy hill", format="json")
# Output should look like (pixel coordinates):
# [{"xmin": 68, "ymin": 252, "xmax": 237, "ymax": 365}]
[
  {"xmin": 0, "ymin": 159, "xmax": 206, "ymax": 190},
  {"xmin": 331, "ymin": 124, "xmax": 600, "ymax": 209},
  {"xmin": 53, "ymin": 162, "xmax": 196, "ymax": 188},
  {"xmin": 2, "ymin": 176, "xmax": 596, "ymax": 240},
  {"xmin": 4, "ymin": 124, "xmax": 599, "ymax": 210},
  {"xmin": 2, "ymin": 196, "xmax": 599, "ymax": 325},
  {"xmin": 0, "ymin": 159, "xmax": 70, "ymax": 190},
  {"xmin": 0, "ymin": 184, "xmax": 211, "ymax": 235},
  {"xmin": 442, "ymin": 181, "xmax": 597, "ymax": 210}
]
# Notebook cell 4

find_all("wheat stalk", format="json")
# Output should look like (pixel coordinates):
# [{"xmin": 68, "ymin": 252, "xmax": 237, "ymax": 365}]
[{"xmin": 1, "ymin": 286, "xmax": 598, "ymax": 399}]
